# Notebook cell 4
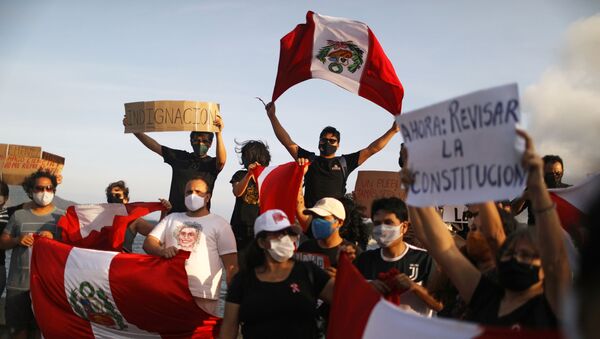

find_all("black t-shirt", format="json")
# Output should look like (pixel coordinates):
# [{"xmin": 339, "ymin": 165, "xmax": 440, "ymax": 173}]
[
  {"xmin": 354, "ymin": 246, "xmax": 432, "ymax": 285},
  {"xmin": 0, "ymin": 207, "xmax": 8, "ymax": 264},
  {"xmin": 467, "ymin": 275, "xmax": 558, "ymax": 329},
  {"xmin": 298, "ymin": 239, "xmax": 354, "ymax": 268},
  {"xmin": 162, "ymin": 146, "xmax": 220, "ymax": 213},
  {"xmin": 226, "ymin": 261, "xmax": 331, "ymax": 339},
  {"xmin": 297, "ymin": 147, "xmax": 360, "ymax": 207},
  {"xmin": 229, "ymin": 170, "xmax": 260, "ymax": 249}
]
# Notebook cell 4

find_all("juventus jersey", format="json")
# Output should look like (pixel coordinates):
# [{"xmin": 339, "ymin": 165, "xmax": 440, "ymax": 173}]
[{"xmin": 355, "ymin": 244, "xmax": 433, "ymax": 285}]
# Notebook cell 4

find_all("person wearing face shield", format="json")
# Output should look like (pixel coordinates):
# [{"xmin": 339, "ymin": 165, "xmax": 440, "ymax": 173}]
[
  {"xmin": 354, "ymin": 197, "xmax": 436, "ymax": 316},
  {"xmin": 143, "ymin": 175, "xmax": 238, "ymax": 328},
  {"xmin": 219, "ymin": 209, "xmax": 334, "ymax": 339},
  {"xmin": 124, "ymin": 115, "xmax": 226, "ymax": 213},
  {"xmin": 0, "ymin": 170, "xmax": 65, "ymax": 339},
  {"xmin": 407, "ymin": 130, "xmax": 570, "ymax": 329},
  {"xmin": 265, "ymin": 101, "xmax": 399, "ymax": 208}
]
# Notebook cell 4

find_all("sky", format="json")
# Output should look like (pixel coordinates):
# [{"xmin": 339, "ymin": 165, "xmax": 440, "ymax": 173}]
[{"xmin": 1, "ymin": 0, "xmax": 599, "ymax": 219}]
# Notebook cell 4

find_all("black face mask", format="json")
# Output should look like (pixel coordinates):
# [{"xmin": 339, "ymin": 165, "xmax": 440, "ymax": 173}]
[
  {"xmin": 107, "ymin": 194, "xmax": 124, "ymax": 204},
  {"xmin": 497, "ymin": 258, "xmax": 540, "ymax": 291},
  {"xmin": 319, "ymin": 142, "xmax": 337, "ymax": 156},
  {"xmin": 544, "ymin": 173, "xmax": 561, "ymax": 188}
]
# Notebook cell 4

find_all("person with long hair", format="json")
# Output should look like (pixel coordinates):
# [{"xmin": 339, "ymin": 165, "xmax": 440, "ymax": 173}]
[
  {"xmin": 220, "ymin": 209, "xmax": 334, "ymax": 339},
  {"xmin": 230, "ymin": 140, "xmax": 271, "ymax": 250},
  {"xmin": 407, "ymin": 130, "xmax": 570, "ymax": 329}
]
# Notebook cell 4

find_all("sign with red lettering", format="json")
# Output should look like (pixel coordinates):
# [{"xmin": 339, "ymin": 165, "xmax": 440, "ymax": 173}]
[
  {"xmin": 354, "ymin": 170, "xmax": 406, "ymax": 217},
  {"xmin": 124, "ymin": 101, "xmax": 221, "ymax": 133},
  {"xmin": 0, "ymin": 144, "xmax": 64, "ymax": 185}
]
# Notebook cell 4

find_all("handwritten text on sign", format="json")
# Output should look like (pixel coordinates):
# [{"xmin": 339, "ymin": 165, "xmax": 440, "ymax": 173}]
[
  {"xmin": 124, "ymin": 101, "xmax": 220, "ymax": 133},
  {"xmin": 396, "ymin": 84, "xmax": 525, "ymax": 207}
]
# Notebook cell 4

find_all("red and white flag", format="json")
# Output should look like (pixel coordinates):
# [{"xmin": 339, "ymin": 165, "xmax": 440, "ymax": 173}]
[
  {"xmin": 272, "ymin": 11, "xmax": 404, "ymax": 115},
  {"xmin": 328, "ymin": 253, "xmax": 561, "ymax": 339},
  {"xmin": 549, "ymin": 173, "xmax": 600, "ymax": 240},
  {"xmin": 251, "ymin": 162, "xmax": 306, "ymax": 223},
  {"xmin": 31, "ymin": 238, "xmax": 220, "ymax": 339},
  {"xmin": 58, "ymin": 202, "xmax": 164, "ymax": 251}
]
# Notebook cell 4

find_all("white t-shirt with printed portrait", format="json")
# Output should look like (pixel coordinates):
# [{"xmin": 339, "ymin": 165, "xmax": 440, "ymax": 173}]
[{"xmin": 149, "ymin": 212, "xmax": 237, "ymax": 305}]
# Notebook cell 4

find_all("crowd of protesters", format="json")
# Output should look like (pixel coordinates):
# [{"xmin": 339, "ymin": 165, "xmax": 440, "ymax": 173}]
[{"xmin": 0, "ymin": 101, "xmax": 597, "ymax": 339}]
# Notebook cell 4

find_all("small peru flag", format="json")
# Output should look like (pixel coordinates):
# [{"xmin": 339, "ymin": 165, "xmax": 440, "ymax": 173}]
[
  {"xmin": 58, "ymin": 202, "xmax": 164, "ymax": 252},
  {"xmin": 549, "ymin": 172, "xmax": 600, "ymax": 241},
  {"xmin": 327, "ymin": 253, "xmax": 561, "ymax": 339},
  {"xmin": 251, "ymin": 162, "xmax": 306, "ymax": 224},
  {"xmin": 272, "ymin": 11, "xmax": 404, "ymax": 115},
  {"xmin": 30, "ymin": 238, "xmax": 220, "ymax": 338}
]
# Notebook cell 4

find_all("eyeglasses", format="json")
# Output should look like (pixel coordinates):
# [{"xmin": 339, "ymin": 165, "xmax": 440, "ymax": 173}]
[
  {"xmin": 33, "ymin": 185, "xmax": 54, "ymax": 193},
  {"xmin": 501, "ymin": 250, "xmax": 540, "ymax": 264},
  {"xmin": 319, "ymin": 137, "xmax": 338, "ymax": 145}
]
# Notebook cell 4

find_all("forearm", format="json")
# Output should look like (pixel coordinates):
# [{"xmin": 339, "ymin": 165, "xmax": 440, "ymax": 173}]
[
  {"xmin": 268, "ymin": 115, "xmax": 298, "ymax": 158},
  {"xmin": 359, "ymin": 126, "xmax": 397, "ymax": 164},
  {"xmin": 134, "ymin": 133, "xmax": 163, "ymax": 156},
  {"xmin": 232, "ymin": 173, "xmax": 253, "ymax": 197},
  {"xmin": 142, "ymin": 237, "xmax": 163, "ymax": 256},
  {"xmin": 215, "ymin": 132, "xmax": 226, "ymax": 171},
  {"xmin": 476, "ymin": 202, "xmax": 505, "ymax": 253},
  {"xmin": 0, "ymin": 235, "xmax": 18, "ymax": 250},
  {"xmin": 414, "ymin": 207, "xmax": 455, "ymax": 256}
]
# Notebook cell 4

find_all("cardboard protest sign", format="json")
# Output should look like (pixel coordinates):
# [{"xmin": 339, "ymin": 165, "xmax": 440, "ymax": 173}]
[
  {"xmin": 0, "ymin": 144, "xmax": 65, "ymax": 185},
  {"xmin": 442, "ymin": 205, "xmax": 469, "ymax": 225},
  {"xmin": 124, "ymin": 101, "xmax": 221, "ymax": 133},
  {"xmin": 354, "ymin": 170, "xmax": 406, "ymax": 217},
  {"xmin": 396, "ymin": 84, "xmax": 525, "ymax": 207}
]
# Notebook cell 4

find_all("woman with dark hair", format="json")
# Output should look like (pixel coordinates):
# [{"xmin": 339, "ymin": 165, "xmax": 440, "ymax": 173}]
[
  {"xmin": 230, "ymin": 140, "xmax": 271, "ymax": 250},
  {"xmin": 407, "ymin": 130, "xmax": 570, "ymax": 329},
  {"xmin": 220, "ymin": 209, "xmax": 334, "ymax": 339}
]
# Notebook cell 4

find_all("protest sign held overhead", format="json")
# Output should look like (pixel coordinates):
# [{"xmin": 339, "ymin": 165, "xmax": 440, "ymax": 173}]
[
  {"xmin": 124, "ymin": 100, "xmax": 221, "ymax": 133},
  {"xmin": 354, "ymin": 170, "xmax": 406, "ymax": 217},
  {"xmin": 0, "ymin": 144, "xmax": 65, "ymax": 185},
  {"xmin": 272, "ymin": 11, "xmax": 404, "ymax": 115},
  {"xmin": 397, "ymin": 84, "xmax": 525, "ymax": 207}
]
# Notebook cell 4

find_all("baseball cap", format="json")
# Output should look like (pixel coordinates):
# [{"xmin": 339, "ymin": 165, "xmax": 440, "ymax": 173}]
[
  {"xmin": 303, "ymin": 197, "xmax": 346, "ymax": 220},
  {"xmin": 254, "ymin": 209, "xmax": 302, "ymax": 236}
]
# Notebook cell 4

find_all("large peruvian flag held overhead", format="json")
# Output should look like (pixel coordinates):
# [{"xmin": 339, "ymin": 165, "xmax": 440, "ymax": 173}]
[
  {"xmin": 251, "ymin": 162, "xmax": 306, "ymax": 223},
  {"xmin": 58, "ymin": 202, "xmax": 164, "ymax": 251},
  {"xmin": 272, "ymin": 11, "xmax": 404, "ymax": 115},
  {"xmin": 31, "ymin": 238, "xmax": 219, "ymax": 338},
  {"xmin": 328, "ymin": 253, "xmax": 561, "ymax": 339}
]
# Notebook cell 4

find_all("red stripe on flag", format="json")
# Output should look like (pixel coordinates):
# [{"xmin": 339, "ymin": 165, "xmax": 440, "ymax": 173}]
[
  {"xmin": 255, "ymin": 162, "xmax": 305, "ymax": 224},
  {"xmin": 109, "ymin": 251, "xmax": 219, "ymax": 338},
  {"xmin": 550, "ymin": 192, "xmax": 583, "ymax": 234},
  {"xmin": 358, "ymin": 28, "xmax": 404, "ymax": 115},
  {"xmin": 31, "ymin": 238, "xmax": 95, "ymax": 338},
  {"xmin": 327, "ymin": 253, "xmax": 381, "ymax": 339},
  {"xmin": 271, "ymin": 11, "xmax": 315, "ymax": 101}
]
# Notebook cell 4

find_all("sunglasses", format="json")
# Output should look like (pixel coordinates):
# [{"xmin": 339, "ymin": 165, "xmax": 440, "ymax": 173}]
[
  {"xmin": 320, "ymin": 137, "xmax": 338, "ymax": 145},
  {"xmin": 34, "ymin": 185, "xmax": 54, "ymax": 193}
]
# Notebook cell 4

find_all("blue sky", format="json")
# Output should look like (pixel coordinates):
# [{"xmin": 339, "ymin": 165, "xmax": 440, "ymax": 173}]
[{"xmin": 2, "ymin": 0, "xmax": 599, "ymax": 218}]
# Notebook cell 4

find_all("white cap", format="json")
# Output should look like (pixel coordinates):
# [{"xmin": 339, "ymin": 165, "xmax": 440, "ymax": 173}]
[
  {"xmin": 254, "ymin": 209, "xmax": 302, "ymax": 236},
  {"xmin": 303, "ymin": 197, "xmax": 346, "ymax": 220}
]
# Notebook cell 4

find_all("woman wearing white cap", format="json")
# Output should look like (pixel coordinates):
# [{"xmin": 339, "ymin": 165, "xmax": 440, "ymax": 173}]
[{"xmin": 219, "ymin": 209, "xmax": 334, "ymax": 339}]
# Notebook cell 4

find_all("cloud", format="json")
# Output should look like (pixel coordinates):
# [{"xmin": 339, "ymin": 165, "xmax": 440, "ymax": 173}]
[{"xmin": 523, "ymin": 13, "xmax": 600, "ymax": 183}]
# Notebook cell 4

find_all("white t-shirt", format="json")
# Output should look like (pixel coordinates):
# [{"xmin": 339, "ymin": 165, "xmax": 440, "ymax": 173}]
[{"xmin": 149, "ymin": 212, "xmax": 237, "ymax": 303}]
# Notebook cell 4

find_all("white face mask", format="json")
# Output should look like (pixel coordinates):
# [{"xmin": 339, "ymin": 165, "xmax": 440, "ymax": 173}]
[
  {"xmin": 184, "ymin": 194, "xmax": 205, "ymax": 212},
  {"xmin": 267, "ymin": 235, "xmax": 296, "ymax": 262},
  {"xmin": 33, "ymin": 191, "xmax": 54, "ymax": 207},
  {"xmin": 373, "ymin": 224, "xmax": 403, "ymax": 248}
]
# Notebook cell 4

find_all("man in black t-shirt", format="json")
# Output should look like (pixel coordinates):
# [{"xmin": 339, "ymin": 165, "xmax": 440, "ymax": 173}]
[
  {"xmin": 355, "ymin": 197, "xmax": 434, "ymax": 316},
  {"xmin": 265, "ymin": 102, "xmax": 399, "ymax": 207},
  {"xmin": 126, "ymin": 116, "xmax": 226, "ymax": 213}
]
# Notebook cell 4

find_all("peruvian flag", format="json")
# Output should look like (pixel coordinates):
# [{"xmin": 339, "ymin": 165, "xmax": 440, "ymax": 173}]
[
  {"xmin": 328, "ymin": 253, "xmax": 561, "ymax": 339},
  {"xmin": 251, "ymin": 162, "xmax": 306, "ymax": 223},
  {"xmin": 549, "ymin": 173, "xmax": 600, "ymax": 241},
  {"xmin": 272, "ymin": 11, "xmax": 404, "ymax": 115},
  {"xmin": 31, "ymin": 238, "xmax": 220, "ymax": 338},
  {"xmin": 58, "ymin": 202, "xmax": 165, "ymax": 251}
]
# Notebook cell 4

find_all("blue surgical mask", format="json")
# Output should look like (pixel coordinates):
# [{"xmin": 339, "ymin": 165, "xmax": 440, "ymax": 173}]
[{"xmin": 311, "ymin": 218, "xmax": 337, "ymax": 240}]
